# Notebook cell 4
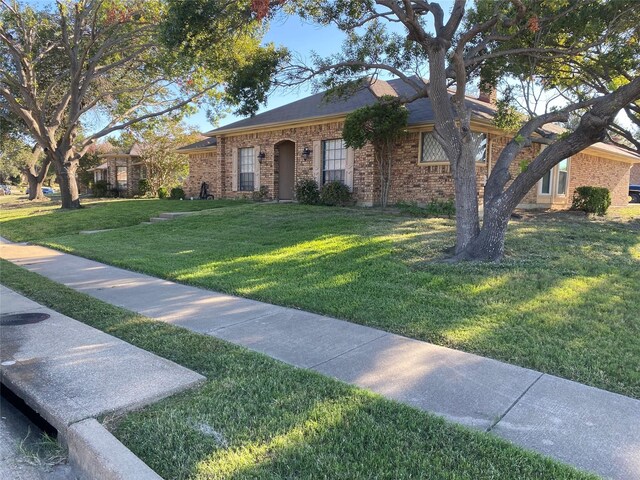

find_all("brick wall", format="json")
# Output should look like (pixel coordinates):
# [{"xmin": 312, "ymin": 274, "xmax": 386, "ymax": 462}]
[
  {"xmin": 182, "ymin": 149, "xmax": 219, "ymax": 198},
  {"xmin": 216, "ymin": 122, "xmax": 376, "ymax": 204},
  {"xmin": 568, "ymin": 153, "xmax": 631, "ymax": 206},
  {"xmin": 386, "ymin": 132, "xmax": 490, "ymax": 205},
  {"xmin": 183, "ymin": 121, "xmax": 632, "ymax": 208},
  {"xmin": 630, "ymin": 164, "xmax": 640, "ymax": 185}
]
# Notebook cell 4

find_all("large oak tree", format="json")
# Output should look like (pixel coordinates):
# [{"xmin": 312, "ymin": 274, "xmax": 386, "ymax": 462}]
[
  {"xmin": 288, "ymin": 0, "xmax": 640, "ymax": 261},
  {"xmin": 1, "ymin": 0, "xmax": 284, "ymax": 208}
]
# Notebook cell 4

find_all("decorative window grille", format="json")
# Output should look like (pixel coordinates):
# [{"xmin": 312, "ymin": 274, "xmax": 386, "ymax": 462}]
[{"xmin": 420, "ymin": 132, "xmax": 487, "ymax": 163}]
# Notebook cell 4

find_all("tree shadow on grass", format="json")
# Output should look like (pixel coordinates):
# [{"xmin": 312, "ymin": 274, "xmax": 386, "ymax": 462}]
[
  {"xmin": 41, "ymin": 205, "xmax": 640, "ymax": 398},
  {"xmin": 104, "ymin": 319, "xmax": 594, "ymax": 480}
]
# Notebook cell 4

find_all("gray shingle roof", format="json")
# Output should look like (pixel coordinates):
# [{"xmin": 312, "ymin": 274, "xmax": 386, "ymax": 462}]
[
  {"xmin": 197, "ymin": 77, "xmax": 638, "ymax": 162},
  {"xmin": 177, "ymin": 136, "xmax": 218, "ymax": 151},
  {"xmin": 208, "ymin": 78, "xmax": 497, "ymax": 134}
]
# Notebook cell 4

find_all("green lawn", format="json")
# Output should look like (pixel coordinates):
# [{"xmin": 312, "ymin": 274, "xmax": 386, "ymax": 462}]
[
  {"xmin": 1, "ymin": 200, "xmax": 639, "ymax": 398},
  {"xmin": 0, "ymin": 197, "xmax": 246, "ymax": 241},
  {"xmin": 0, "ymin": 260, "xmax": 594, "ymax": 480}
]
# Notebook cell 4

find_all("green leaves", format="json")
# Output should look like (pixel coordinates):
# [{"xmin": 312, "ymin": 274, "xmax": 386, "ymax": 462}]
[
  {"xmin": 342, "ymin": 96, "xmax": 408, "ymax": 150},
  {"xmin": 160, "ymin": 0, "xmax": 289, "ymax": 115}
]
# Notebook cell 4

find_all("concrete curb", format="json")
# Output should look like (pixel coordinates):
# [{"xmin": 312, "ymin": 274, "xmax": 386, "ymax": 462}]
[
  {"xmin": 0, "ymin": 286, "xmax": 207, "ymax": 480},
  {"xmin": 68, "ymin": 418, "xmax": 162, "ymax": 480}
]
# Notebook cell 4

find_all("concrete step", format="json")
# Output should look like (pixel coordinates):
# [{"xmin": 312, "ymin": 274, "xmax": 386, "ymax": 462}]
[
  {"xmin": 158, "ymin": 212, "xmax": 194, "ymax": 219},
  {"xmin": 79, "ymin": 229, "xmax": 113, "ymax": 235},
  {"xmin": 149, "ymin": 217, "xmax": 170, "ymax": 223}
]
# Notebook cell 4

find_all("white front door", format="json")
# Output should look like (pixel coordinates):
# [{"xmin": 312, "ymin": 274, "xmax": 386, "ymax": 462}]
[{"xmin": 537, "ymin": 158, "xmax": 571, "ymax": 205}]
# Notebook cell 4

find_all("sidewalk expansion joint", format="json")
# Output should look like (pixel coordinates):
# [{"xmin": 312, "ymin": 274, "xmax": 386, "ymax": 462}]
[
  {"xmin": 485, "ymin": 372, "xmax": 544, "ymax": 433},
  {"xmin": 306, "ymin": 332, "xmax": 389, "ymax": 371},
  {"xmin": 207, "ymin": 311, "xmax": 280, "ymax": 333}
]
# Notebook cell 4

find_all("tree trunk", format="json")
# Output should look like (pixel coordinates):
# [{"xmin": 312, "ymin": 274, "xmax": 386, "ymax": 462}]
[
  {"xmin": 454, "ymin": 202, "xmax": 510, "ymax": 262},
  {"xmin": 27, "ymin": 175, "xmax": 45, "ymax": 200},
  {"xmin": 452, "ymin": 145, "xmax": 480, "ymax": 254},
  {"xmin": 24, "ymin": 159, "xmax": 51, "ymax": 201},
  {"xmin": 51, "ymin": 151, "xmax": 81, "ymax": 209},
  {"xmin": 377, "ymin": 143, "xmax": 392, "ymax": 209}
]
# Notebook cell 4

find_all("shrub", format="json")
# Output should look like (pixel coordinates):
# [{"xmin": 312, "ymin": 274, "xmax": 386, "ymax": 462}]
[
  {"xmin": 252, "ymin": 185, "xmax": 269, "ymax": 202},
  {"xmin": 396, "ymin": 200, "xmax": 456, "ymax": 218},
  {"xmin": 157, "ymin": 186, "xmax": 169, "ymax": 199},
  {"xmin": 138, "ymin": 179, "xmax": 152, "ymax": 197},
  {"xmin": 92, "ymin": 180, "xmax": 109, "ymax": 197},
  {"xmin": 170, "ymin": 187, "xmax": 186, "ymax": 200},
  {"xmin": 571, "ymin": 186, "xmax": 611, "ymax": 215},
  {"xmin": 295, "ymin": 179, "xmax": 320, "ymax": 205},
  {"xmin": 320, "ymin": 181, "xmax": 353, "ymax": 206}
]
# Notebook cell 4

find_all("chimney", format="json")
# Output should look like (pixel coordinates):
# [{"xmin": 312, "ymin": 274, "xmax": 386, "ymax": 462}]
[{"xmin": 478, "ymin": 80, "xmax": 497, "ymax": 104}]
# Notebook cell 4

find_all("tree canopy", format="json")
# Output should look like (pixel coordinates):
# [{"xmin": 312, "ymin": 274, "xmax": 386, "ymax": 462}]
[
  {"xmin": 287, "ymin": 0, "xmax": 640, "ymax": 260},
  {"xmin": 0, "ymin": 0, "xmax": 286, "ymax": 207}
]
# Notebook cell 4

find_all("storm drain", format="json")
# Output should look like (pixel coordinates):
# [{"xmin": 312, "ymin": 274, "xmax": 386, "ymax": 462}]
[{"xmin": 0, "ymin": 312, "xmax": 51, "ymax": 326}]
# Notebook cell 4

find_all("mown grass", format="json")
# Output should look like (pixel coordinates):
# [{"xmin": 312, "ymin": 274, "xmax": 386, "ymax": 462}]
[
  {"xmin": 0, "ymin": 197, "xmax": 246, "ymax": 242},
  {"xmin": 0, "ymin": 260, "xmax": 595, "ymax": 480},
  {"xmin": 1, "ymin": 200, "xmax": 638, "ymax": 398}
]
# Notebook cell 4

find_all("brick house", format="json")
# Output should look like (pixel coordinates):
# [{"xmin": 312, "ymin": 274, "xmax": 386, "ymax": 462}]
[
  {"xmin": 179, "ymin": 79, "xmax": 639, "ymax": 207},
  {"xmin": 88, "ymin": 144, "xmax": 145, "ymax": 197},
  {"xmin": 631, "ymin": 164, "xmax": 640, "ymax": 185}
]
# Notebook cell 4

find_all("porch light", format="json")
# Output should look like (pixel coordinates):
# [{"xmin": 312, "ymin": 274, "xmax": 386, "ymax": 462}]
[
  {"xmin": 257, "ymin": 151, "xmax": 266, "ymax": 164},
  {"xmin": 302, "ymin": 147, "xmax": 312, "ymax": 160}
]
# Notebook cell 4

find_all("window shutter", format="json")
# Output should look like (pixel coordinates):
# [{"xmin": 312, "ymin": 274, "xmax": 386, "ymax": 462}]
[
  {"xmin": 231, "ymin": 148, "xmax": 238, "ymax": 192},
  {"xmin": 345, "ymin": 147, "xmax": 355, "ymax": 189},
  {"xmin": 253, "ymin": 147, "xmax": 261, "ymax": 191},
  {"xmin": 312, "ymin": 140, "xmax": 322, "ymax": 184}
]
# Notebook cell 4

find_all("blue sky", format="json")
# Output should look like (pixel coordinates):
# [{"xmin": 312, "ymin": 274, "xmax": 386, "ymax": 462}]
[
  {"xmin": 185, "ymin": 4, "xmax": 456, "ymax": 132},
  {"xmin": 184, "ymin": 13, "xmax": 352, "ymax": 132}
]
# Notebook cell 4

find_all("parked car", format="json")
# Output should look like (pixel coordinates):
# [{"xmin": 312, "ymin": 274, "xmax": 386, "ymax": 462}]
[
  {"xmin": 630, "ymin": 185, "xmax": 640, "ymax": 203},
  {"xmin": 25, "ymin": 186, "xmax": 56, "ymax": 195}
]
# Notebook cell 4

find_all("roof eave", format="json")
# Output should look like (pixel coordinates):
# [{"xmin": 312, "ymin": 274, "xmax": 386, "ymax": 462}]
[
  {"xmin": 206, "ymin": 113, "xmax": 350, "ymax": 137},
  {"xmin": 175, "ymin": 146, "xmax": 218, "ymax": 154}
]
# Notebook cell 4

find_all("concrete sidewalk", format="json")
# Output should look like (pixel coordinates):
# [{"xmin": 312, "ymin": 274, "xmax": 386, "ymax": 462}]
[
  {"xmin": 1, "ymin": 240, "xmax": 639, "ymax": 480},
  {"xmin": 0, "ymin": 285, "xmax": 204, "ymax": 437}
]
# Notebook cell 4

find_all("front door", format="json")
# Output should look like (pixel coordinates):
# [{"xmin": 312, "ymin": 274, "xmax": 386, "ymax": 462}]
[{"xmin": 278, "ymin": 141, "xmax": 295, "ymax": 200}]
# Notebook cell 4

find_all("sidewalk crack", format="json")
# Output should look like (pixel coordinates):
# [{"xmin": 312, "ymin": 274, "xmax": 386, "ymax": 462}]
[{"xmin": 486, "ymin": 372, "xmax": 544, "ymax": 433}]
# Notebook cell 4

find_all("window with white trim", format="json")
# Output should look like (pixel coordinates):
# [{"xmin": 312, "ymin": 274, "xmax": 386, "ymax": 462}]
[
  {"xmin": 556, "ymin": 159, "xmax": 568, "ymax": 195},
  {"xmin": 322, "ymin": 139, "xmax": 346, "ymax": 184},
  {"xmin": 420, "ymin": 131, "xmax": 487, "ymax": 163},
  {"xmin": 540, "ymin": 169, "xmax": 552, "ymax": 195},
  {"xmin": 238, "ymin": 147, "xmax": 255, "ymax": 191}
]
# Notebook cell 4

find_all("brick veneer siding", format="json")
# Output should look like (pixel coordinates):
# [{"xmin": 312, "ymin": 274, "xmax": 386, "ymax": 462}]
[
  {"xmin": 218, "ymin": 122, "xmax": 377, "ymax": 204},
  {"xmin": 567, "ymin": 153, "xmax": 631, "ymax": 206},
  {"xmin": 183, "ymin": 148, "xmax": 219, "ymax": 198},
  {"xmin": 631, "ymin": 164, "xmax": 640, "ymax": 185},
  {"xmin": 184, "ymin": 120, "xmax": 633, "ymax": 208},
  {"xmin": 384, "ymin": 132, "xmax": 487, "ymax": 205}
]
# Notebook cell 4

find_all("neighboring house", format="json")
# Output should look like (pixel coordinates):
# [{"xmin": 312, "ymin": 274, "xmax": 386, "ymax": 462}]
[
  {"xmin": 178, "ymin": 79, "xmax": 640, "ymax": 207},
  {"xmin": 88, "ymin": 144, "xmax": 145, "ymax": 197}
]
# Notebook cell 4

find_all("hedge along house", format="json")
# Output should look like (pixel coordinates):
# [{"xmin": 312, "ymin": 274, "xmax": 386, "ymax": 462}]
[{"xmin": 179, "ymin": 78, "xmax": 640, "ymax": 207}]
